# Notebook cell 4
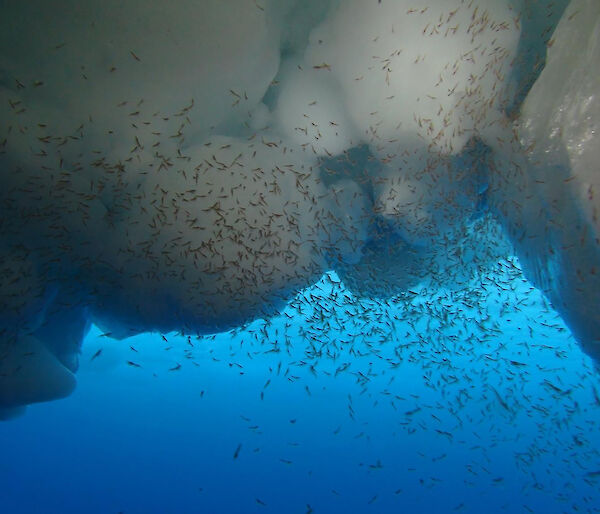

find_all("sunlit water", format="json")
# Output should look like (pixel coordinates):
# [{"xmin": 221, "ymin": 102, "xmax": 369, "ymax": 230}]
[{"xmin": 2, "ymin": 262, "xmax": 599, "ymax": 514}]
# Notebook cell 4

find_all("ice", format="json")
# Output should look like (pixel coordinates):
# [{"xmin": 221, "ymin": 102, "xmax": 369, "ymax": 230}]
[{"xmin": 0, "ymin": 0, "xmax": 597, "ymax": 416}]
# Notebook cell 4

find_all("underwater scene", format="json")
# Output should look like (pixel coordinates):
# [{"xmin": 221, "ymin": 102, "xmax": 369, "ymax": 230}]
[{"xmin": 1, "ymin": 0, "xmax": 599, "ymax": 512}]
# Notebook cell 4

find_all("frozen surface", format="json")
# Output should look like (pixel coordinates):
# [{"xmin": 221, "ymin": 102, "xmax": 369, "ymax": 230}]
[
  {"xmin": 489, "ymin": 0, "xmax": 600, "ymax": 360},
  {"xmin": 0, "ymin": 0, "xmax": 598, "ymax": 419}
]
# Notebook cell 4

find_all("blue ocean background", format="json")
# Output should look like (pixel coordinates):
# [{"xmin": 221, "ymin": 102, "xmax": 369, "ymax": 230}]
[{"xmin": 1, "ymin": 262, "xmax": 599, "ymax": 514}]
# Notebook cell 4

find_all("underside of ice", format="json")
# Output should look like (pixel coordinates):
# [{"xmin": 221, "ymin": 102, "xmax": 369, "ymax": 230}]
[{"xmin": 0, "ymin": 0, "xmax": 597, "ymax": 417}]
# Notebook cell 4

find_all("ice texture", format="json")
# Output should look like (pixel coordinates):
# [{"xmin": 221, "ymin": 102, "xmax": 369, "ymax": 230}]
[{"xmin": 0, "ymin": 0, "xmax": 597, "ymax": 416}]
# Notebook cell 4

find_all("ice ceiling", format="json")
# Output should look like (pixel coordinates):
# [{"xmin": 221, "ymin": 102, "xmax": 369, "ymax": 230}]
[{"xmin": 0, "ymin": 0, "xmax": 598, "ymax": 419}]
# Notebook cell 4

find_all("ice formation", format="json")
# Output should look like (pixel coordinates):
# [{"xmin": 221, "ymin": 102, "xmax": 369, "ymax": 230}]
[{"xmin": 0, "ymin": 0, "xmax": 597, "ymax": 418}]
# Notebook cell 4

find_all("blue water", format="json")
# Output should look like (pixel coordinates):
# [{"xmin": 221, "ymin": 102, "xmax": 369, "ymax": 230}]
[{"xmin": 2, "ymin": 265, "xmax": 599, "ymax": 514}]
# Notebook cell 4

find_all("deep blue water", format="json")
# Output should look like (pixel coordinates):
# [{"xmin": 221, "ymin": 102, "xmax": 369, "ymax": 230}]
[{"xmin": 1, "ymin": 265, "xmax": 599, "ymax": 514}]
